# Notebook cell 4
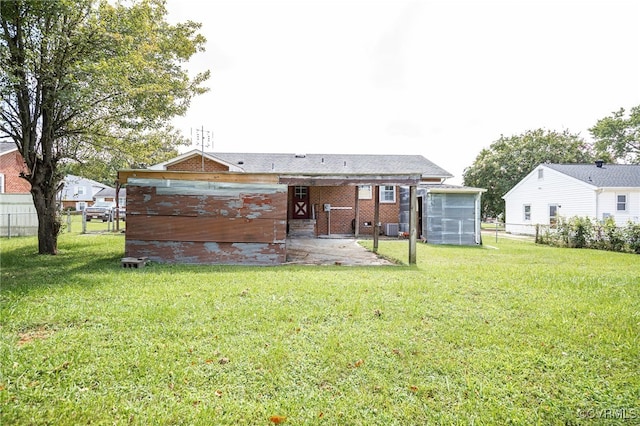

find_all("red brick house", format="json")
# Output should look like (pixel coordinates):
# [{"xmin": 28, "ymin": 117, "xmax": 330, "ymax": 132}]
[
  {"xmin": 149, "ymin": 150, "xmax": 453, "ymax": 236},
  {"xmin": 118, "ymin": 151, "xmax": 452, "ymax": 265},
  {"xmin": 0, "ymin": 142, "xmax": 31, "ymax": 194},
  {"xmin": 0, "ymin": 142, "xmax": 36, "ymax": 236}
]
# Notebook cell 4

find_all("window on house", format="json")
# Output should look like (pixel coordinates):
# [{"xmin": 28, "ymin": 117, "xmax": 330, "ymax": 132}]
[
  {"xmin": 538, "ymin": 169, "xmax": 544, "ymax": 179},
  {"xmin": 616, "ymin": 194, "xmax": 627, "ymax": 212},
  {"xmin": 77, "ymin": 186, "xmax": 85, "ymax": 195},
  {"xmin": 549, "ymin": 204, "xmax": 559, "ymax": 227},
  {"xmin": 0, "ymin": 174, "xmax": 5, "ymax": 193},
  {"xmin": 523, "ymin": 204, "xmax": 531, "ymax": 221},
  {"xmin": 294, "ymin": 186, "xmax": 307, "ymax": 199},
  {"xmin": 358, "ymin": 185, "xmax": 372, "ymax": 200},
  {"xmin": 380, "ymin": 185, "xmax": 395, "ymax": 203}
]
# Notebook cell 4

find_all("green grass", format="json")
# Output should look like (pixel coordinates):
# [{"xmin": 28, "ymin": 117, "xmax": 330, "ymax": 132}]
[{"xmin": 1, "ymin": 233, "xmax": 639, "ymax": 425}]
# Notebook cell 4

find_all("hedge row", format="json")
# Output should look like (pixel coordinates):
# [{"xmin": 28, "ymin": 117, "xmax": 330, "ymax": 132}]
[{"xmin": 535, "ymin": 217, "xmax": 640, "ymax": 254}]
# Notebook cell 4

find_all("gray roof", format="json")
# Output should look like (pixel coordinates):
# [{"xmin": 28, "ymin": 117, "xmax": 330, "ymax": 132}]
[
  {"xmin": 0, "ymin": 142, "xmax": 18, "ymax": 155},
  {"xmin": 208, "ymin": 152, "xmax": 453, "ymax": 178},
  {"xmin": 546, "ymin": 163, "xmax": 640, "ymax": 187}
]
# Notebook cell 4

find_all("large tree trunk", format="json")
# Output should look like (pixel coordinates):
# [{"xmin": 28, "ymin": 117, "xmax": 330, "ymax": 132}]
[{"xmin": 29, "ymin": 163, "xmax": 61, "ymax": 255}]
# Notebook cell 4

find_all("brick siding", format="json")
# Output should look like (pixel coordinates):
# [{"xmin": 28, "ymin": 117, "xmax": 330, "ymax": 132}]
[
  {"xmin": 167, "ymin": 156, "xmax": 230, "ymax": 172},
  {"xmin": 0, "ymin": 149, "xmax": 31, "ymax": 193}
]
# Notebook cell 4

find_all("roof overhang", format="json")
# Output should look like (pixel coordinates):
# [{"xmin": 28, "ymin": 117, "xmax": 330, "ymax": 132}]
[
  {"xmin": 118, "ymin": 169, "xmax": 434, "ymax": 187},
  {"xmin": 278, "ymin": 174, "xmax": 424, "ymax": 186}
]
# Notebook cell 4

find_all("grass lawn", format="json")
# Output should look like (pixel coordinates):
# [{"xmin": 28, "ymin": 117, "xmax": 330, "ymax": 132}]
[{"xmin": 1, "ymin": 233, "xmax": 638, "ymax": 425}]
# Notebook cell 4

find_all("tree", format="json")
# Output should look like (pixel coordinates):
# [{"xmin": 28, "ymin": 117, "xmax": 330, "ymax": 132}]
[
  {"xmin": 590, "ymin": 106, "xmax": 640, "ymax": 164},
  {"xmin": 463, "ymin": 129, "xmax": 594, "ymax": 219},
  {"xmin": 1, "ymin": 0, "xmax": 209, "ymax": 254},
  {"xmin": 62, "ymin": 125, "xmax": 189, "ymax": 185}
]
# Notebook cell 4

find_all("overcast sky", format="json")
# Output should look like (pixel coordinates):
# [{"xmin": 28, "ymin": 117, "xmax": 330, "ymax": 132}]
[{"xmin": 166, "ymin": 0, "xmax": 640, "ymax": 184}]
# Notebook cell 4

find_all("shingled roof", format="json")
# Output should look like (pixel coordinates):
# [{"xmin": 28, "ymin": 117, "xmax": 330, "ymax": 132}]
[
  {"xmin": 0, "ymin": 142, "xmax": 18, "ymax": 156},
  {"xmin": 208, "ymin": 152, "xmax": 453, "ymax": 179},
  {"xmin": 545, "ymin": 163, "xmax": 640, "ymax": 187}
]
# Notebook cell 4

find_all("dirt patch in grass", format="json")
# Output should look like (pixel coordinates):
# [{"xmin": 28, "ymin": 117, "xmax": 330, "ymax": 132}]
[{"xmin": 17, "ymin": 325, "xmax": 53, "ymax": 346}]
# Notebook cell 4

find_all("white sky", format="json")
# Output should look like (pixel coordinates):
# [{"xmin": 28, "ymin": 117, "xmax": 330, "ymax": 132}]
[{"xmin": 166, "ymin": 0, "xmax": 640, "ymax": 184}]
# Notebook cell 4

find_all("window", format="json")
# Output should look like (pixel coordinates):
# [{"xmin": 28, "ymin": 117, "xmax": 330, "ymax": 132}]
[
  {"xmin": 358, "ymin": 185, "xmax": 372, "ymax": 200},
  {"xmin": 77, "ymin": 186, "xmax": 85, "ymax": 195},
  {"xmin": 294, "ymin": 186, "xmax": 307, "ymax": 199},
  {"xmin": 523, "ymin": 204, "xmax": 531, "ymax": 221},
  {"xmin": 537, "ymin": 169, "xmax": 544, "ymax": 179},
  {"xmin": 549, "ymin": 204, "xmax": 559, "ymax": 227},
  {"xmin": 0, "ymin": 174, "xmax": 4, "ymax": 193},
  {"xmin": 380, "ymin": 185, "xmax": 395, "ymax": 203},
  {"xmin": 616, "ymin": 194, "xmax": 627, "ymax": 212}
]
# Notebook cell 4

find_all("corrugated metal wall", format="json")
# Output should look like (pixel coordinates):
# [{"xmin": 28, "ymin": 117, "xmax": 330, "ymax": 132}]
[{"xmin": 125, "ymin": 179, "xmax": 287, "ymax": 264}]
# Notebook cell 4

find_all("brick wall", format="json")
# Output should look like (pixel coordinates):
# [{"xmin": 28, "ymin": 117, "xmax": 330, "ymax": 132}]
[
  {"xmin": 167, "ymin": 156, "xmax": 230, "ymax": 172},
  {"xmin": 310, "ymin": 186, "xmax": 399, "ymax": 235},
  {"xmin": 0, "ymin": 149, "xmax": 31, "ymax": 193}
]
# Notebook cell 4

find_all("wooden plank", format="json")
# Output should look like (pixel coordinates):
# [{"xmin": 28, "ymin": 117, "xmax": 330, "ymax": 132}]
[
  {"xmin": 125, "ymin": 240, "xmax": 286, "ymax": 265},
  {"xmin": 126, "ymin": 186, "xmax": 287, "ymax": 219},
  {"xmin": 126, "ymin": 215, "xmax": 286, "ymax": 243},
  {"xmin": 118, "ymin": 169, "xmax": 280, "ymax": 184}
]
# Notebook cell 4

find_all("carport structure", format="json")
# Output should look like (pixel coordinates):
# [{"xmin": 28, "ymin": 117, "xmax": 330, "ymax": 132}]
[{"xmin": 117, "ymin": 152, "xmax": 453, "ymax": 265}]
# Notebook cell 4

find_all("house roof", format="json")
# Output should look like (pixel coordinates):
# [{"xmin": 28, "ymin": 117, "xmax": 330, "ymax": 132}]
[
  {"xmin": 208, "ymin": 152, "xmax": 453, "ymax": 179},
  {"xmin": 420, "ymin": 183, "xmax": 486, "ymax": 194},
  {"xmin": 0, "ymin": 142, "xmax": 18, "ymax": 156},
  {"xmin": 545, "ymin": 163, "xmax": 640, "ymax": 187}
]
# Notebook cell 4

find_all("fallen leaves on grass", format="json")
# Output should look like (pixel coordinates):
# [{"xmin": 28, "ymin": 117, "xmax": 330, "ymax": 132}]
[{"xmin": 269, "ymin": 415, "xmax": 287, "ymax": 424}]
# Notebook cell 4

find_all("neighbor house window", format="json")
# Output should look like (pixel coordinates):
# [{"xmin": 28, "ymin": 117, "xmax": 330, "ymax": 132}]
[
  {"xmin": 380, "ymin": 185, "xmax": 396, "ymax": 203},
  {"xmin": 358, "ymin": 185, "xmax": 372, "ymax": 200},
  {"xmin": 538, "ymin": 169, "xmax": 544, "ymax": 179},
  {"xmin": 549, "ymin": 204, "xmax": 559, "ymax": 227},
  {"xmin": 523, "ymin": 204, "xmax": 531, "ymax": 221},
  {"xmin": 0, "ymin": 174, "xmax": 4, "ymax": 193},
  {"xmin": 616, "ymin": 194, "xmax": 627, "ymax": 212}
]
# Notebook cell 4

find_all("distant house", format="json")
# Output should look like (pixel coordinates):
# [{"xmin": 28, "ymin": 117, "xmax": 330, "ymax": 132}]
[
  {"xmin": 58, "ymin": 175, "xmax": 111, "ymax": 211},
  {"xmin": 118, "ymin": 150, "xmax": 486, "ymax": 265},
  {"xmin": 0, "ymin": 142, "xmax": 30, "ymax": 194},
  {"xmin": 0, "ymin": 142, "xmax": 36, "ymax": 236},
  {"xmin": 503, "ymin": 162, "xmax": 640, "ymax": 235}
]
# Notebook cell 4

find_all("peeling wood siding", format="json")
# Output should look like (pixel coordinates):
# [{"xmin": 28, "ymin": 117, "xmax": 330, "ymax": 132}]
[
  {"xmin": 126, "ymin": 215, "xmax": 286, "ymax": 243},
  {"xmin": 125, "ymin": 240, "xmax": 286, "ymax": 265},
  {"xmin": 125, "ymin": 182, "xmax": 287, "ymax": 264}
]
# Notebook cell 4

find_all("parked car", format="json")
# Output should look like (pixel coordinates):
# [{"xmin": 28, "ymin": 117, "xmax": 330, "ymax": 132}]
[{"xmin": 85, "ymin": 201, "xmax": 115, "ymax": 222}]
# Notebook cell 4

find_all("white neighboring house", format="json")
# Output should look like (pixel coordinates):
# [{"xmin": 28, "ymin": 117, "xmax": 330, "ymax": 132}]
[
  {"xmin": 58, "ymin": 175, "xmax": 111, "ymax": 211},
  {"xmin": 503, "ymin": 162, "xmax": 640, "ymax": 235}
]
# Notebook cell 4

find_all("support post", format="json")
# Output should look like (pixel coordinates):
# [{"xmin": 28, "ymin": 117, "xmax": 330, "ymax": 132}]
[
  {"xmin": 115, "ymin": 181, "xmax": 121, "ymax": 232},
  {"xmin": 373, "ymin": 185, "xmax": 380, "ymax": 252},
  {"xmin": 354, "ymin": 186, "xmax": 360, "ymax": 237},
  {"xmin": 409, "ymin": 185, "xmax": 417, "ymax": 265}
]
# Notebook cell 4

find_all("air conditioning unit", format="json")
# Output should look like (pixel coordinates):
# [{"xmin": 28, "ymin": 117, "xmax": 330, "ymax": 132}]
[{"xmin": 385, "ymin": 223, "xmax": 399, "ymax": 236}]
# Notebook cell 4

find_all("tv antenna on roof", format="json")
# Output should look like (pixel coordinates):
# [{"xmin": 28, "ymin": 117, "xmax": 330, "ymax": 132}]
[{"xmin": 191, "ymin": 126, "xmax": 212, "ymax": 171}]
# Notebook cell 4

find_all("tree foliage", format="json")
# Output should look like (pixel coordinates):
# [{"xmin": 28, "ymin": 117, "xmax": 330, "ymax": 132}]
[
  {"xmin": 590, "ymin": 105, "xmax": 640, "ymax": 164},
  {"xmin": 463, "ymin": 129, "xmax": 594, "ymax": 219},
  {"xmin": 0, "ymin": 0, "xmax": 209, "ymax": 254}
]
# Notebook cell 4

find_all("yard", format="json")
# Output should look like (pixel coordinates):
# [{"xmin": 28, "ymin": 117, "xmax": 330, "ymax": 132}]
[{"xmin": 1, "ymin": 232, "xmax": 638, "ymax": 424}]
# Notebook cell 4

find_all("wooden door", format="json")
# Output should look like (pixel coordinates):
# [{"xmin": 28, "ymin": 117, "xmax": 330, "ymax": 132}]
[{"xmin": 292, "ymin": 186, "xmax": 310, "ymax": 219}]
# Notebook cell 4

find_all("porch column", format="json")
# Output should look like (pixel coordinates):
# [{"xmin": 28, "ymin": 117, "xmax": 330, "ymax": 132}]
[
  {"xmin": 354, "ymin": 185, "xmax": 360, "ymax": 237},
  {"xmin": 373, "ymin": 185, "xmax": 380, "ymax": 252},
  {"xmin": 409, "ymin": 185, "xmax": 417, "ymax": 265}
]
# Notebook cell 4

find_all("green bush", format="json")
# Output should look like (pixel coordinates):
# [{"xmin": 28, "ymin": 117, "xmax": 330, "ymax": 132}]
[{"xmin": 536, "ymin": 216, "xmax": 639, "ymax": 254}]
